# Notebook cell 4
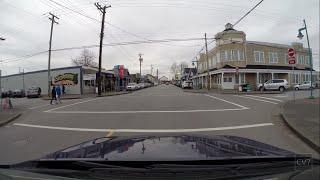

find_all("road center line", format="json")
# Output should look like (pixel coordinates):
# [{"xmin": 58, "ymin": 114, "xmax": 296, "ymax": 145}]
[
  {"xmin": 245, "ymin": 95, "xmax": 283, "ymax": 102},
  {"xmin": 234, "ymin": 95, "xmax": 278, "ymax": 104},
  {"xmin": 13, "ymin": 123, "xmax": 274, "ymax": 133},
  {"xmin": 204, "ymin": 94, "xmax": 249, "ymax": 109},
  {"xmin": 46, "ymin": 108, "xmax": 247, "ymax": 114}
]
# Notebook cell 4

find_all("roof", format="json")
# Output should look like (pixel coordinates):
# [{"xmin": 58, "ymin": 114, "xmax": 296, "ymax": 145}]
[{"xmin": 1, "ymin": 65, "xmax": 114, "ymax": 78}]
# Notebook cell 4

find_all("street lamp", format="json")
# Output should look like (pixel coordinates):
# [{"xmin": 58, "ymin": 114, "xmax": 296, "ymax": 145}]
[{"xmin": 297, "ymin": 19, "xmax": 314, "ymax": 99}]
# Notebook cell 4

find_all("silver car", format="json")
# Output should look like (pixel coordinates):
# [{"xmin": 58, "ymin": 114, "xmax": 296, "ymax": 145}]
[
  {"xmin": 258, "ymin": 79, "xmax": 289, "ymax": 92},
  {"xmin": 294, "ymin": 81, "xmax": 316, "ymax": 90}
]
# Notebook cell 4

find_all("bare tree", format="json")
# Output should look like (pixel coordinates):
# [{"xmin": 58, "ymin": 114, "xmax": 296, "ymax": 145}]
[
  {"xmin": 170, "ymin": 62, "xmax": 188, "ymax": 79},
  {"xmin": 71, "ymin": 49, "xmax": 98, "ymax": 67}
]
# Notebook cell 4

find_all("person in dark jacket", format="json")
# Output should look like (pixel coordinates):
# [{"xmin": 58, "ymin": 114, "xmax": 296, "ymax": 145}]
[{"xmin": 50, "ymin": 86, "xmax": 57, "ymax": 105}]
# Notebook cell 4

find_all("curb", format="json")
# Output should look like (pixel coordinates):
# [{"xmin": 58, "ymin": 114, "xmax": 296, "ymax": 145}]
[
  {"xmin": 97, "ymin": 92, "xmax": 131, "ymax": 97},
  {"xmin": 280, "ymin": 112, "xmax": 320, "ymax": 154},
  {"xmin": 0, "ymin": 113, "xmax": 22, "ymax": 127}
]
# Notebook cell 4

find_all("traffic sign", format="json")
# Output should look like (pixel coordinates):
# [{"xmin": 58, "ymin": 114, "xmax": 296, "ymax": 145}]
[
  {"xmin": 289, "ymin": 59, "xmax": 296, "ymax": 64},
  {"xmin": 288, "ymin": 48, "xmax": 295, "ymax": 58}
]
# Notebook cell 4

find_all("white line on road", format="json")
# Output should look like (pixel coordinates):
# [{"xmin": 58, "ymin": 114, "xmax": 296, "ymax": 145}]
[
  {"xmin": 274, "ymin": 95, "xmax": 288, "ymax": 98},
  {"xmin": 244, "ymin": 95, "xmax": 283, "ymax": 102},
  {"xmin": 44, "ymin": 98, "xmax": 100, "ymax": 112},
  {"xmin": 13, "ymin": 123, "xmax": 274, "ymax": 133},
  {"xmin": 234, "ymin": 95, "xmax": 278, "ymax": 104},
  {"xmin": 29, "ymin": 104, "xmax": 51, "ymax": 109},
  {"xmin": 44, "ymin": 108, "xmax": 247, "ymax": 114},
  {"xmin": 204, "ymin": 94, "xmax": 249, "ymax": 109}
]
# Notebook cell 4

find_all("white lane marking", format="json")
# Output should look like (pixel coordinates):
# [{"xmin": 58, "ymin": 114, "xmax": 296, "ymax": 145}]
[
  {"xmin": 45, "ymin": 108, "xmax": 247, "ymax": 114},
  {"xmin": 204, "ymin": 94, "xmax": 249, "ymax": 109},
  {"xmin": 244, "ymin": 95, "xmax": 283, "ymax": 102},
  {"xmin": 44, "ymin": 98, "xmax": 100, "ymax": 112},
  {"xmin": 234, "ymin": 95, "xmax": 278, "ymax": 104},
  {"xmin": 29, "ymin": 104, "xmax": 51, "ymax": 109},
  {"xmin": 274, "ymin": 95, "xmax": 288, "ymax": 98},
  {"xmin": 13, "ymin": 123, "xmax": 274, "ymax": 133}
]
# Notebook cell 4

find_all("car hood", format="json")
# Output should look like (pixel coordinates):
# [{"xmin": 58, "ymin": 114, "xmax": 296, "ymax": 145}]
[{"xmin": 41, "ymin": 135, "xmax": 295, "ymax": 161}]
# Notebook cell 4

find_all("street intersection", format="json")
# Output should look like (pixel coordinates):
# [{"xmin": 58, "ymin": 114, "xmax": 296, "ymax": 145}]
[{"xmin": 0, "ymin": 84, "xmax": 319, "ymax": 164}]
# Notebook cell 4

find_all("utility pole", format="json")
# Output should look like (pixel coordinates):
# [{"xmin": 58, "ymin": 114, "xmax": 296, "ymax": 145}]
[
  {"xmin": 95, "ymin": 2, "xmax": 111, "ymax": 96},
  {"xmin": 150, "ymin": 64, "xmax": 153, "ymax": 75},
  {"xmin": 156, "ymin": 69, "xmax": 159, "ymax": 80},
  {"xmin": 138, "ymin": 53, "xmax": 143, "ymax": 82},
  {"xmin": 47, "ymin": 13, "xmax": 59, "ymax": 96},
  {"xmin": 204, "ymin": 33, "xmax": 210, "ymax": 90}
]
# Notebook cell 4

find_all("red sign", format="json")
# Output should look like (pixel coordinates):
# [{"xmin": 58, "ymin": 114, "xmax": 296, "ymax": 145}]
[
  {"xmin": 119, "ymin": 65, "xmax": 124, "ymax": 78},
  {"xmin": 288, "ymin": 48, "xmax": 295, "ymax": 57},
  {"xmin": 287, "ymin": 48, "xmax": 296, "ymax": 65},
  {"xmin": 289, "ymin": 59, "xmax": 296, "ymax": 64}
]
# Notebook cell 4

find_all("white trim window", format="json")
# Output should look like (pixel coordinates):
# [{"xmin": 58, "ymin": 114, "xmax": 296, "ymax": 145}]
[
  {"xmin": 298, "ymin": 55, "xmax": 304, "ymax": 64},
  {"xmin": 238, "ymin": 50, "xmax": 244, "ymax": 61},
  {"xmin": 212, "ymin": 55, "xmax": 216, "ymax": 66},
  {"xmin": 254, "ymin": 51, "xmax": 264, "ymax": 62},
  {"xmin": 220, "ymin": 51, "xmax": 227, "ymax": 62},
  {"xmin": 305, "ymin": 55, "xmax": 310, "ymax": 65},
  {"xmin": 231, "ymin": 50, "xmax": 239, "ymax": 61},
  {"xmin": 269, "ymin": 52, "xmax": 278, "ymax": 63},
  {"xmin": 216, "ymin": 52, "xmax": 220, "ymax": 63},
  {"xmin": 227, "ymin": 51, "xmax": 232, "ymax": 61}
]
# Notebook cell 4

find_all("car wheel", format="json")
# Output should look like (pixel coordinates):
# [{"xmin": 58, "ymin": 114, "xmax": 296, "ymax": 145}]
[
  {"xmin": 295, "ymin": 87, "xmax": 299, "ymax": 91},
  {"xmin": 279, "ymin": 86, "xmax": 285, "ymax": 92}
]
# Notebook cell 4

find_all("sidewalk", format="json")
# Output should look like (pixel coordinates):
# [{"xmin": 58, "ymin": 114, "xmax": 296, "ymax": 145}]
[
  {"xmin": 0, "ymin": 108, "xmax": 22, "ymax": 127},
  {"xmin": 281, "ymin": 98, "xmax": 320, "ymax": 153},
  {"xmin": 41, "ymin": 91, "xmax": 131, "ymax": 100}
]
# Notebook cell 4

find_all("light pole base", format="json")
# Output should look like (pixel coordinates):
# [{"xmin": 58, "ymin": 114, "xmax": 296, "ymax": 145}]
[{"xmin": 308, "ymin": 95, "xmax": 315, "ymax": 99}]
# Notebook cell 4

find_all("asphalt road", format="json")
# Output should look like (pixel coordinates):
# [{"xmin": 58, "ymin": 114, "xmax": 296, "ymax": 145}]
[{"xmin": 0, "ymin": 85, "xmax": 319, "ymax": 164}]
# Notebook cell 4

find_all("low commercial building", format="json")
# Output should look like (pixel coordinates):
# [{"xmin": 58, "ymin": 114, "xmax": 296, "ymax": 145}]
[
  {"xmin": 193, "ymin": 23, "xmax": 319, "ymax": 90},
  {"xmin": 1, "ymin": 66, "xmax": 115, "ymax": 95}
]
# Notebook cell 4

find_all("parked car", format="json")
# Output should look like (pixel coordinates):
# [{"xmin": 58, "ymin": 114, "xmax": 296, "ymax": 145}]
[
  {"xmin": 126, "ymin": 83, "xmax": 138, "ymax": 91},
  {"xmin": 26, "ymin": 87, "xmax": 41, "ymax": 98},
  {"xmin": 1, "ymin": 90, "xmax": 13, "ymax": 98},
  {"xmin": 294, "ymin": 81, "xmax": 316, "ymax": 90},
  {"xmin": 257, "ymin": 79, "xmax": 289, "ymax": 92},
  {"xmin": 181, "ymin": 81, "xmax": 193, "ymax": 89},
  {"xmin": 13, "ymin": 89, "xmax": 25, "ymax": 98}
]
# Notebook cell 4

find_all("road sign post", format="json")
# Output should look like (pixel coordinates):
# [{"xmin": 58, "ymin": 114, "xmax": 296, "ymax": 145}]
[{"xmin": 288, "ymin": 48, "xmax": 296, "ymax": 102}]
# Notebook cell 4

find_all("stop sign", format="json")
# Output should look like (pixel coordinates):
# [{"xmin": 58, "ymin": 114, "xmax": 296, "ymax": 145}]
[{"xmin": 288, "ymin": 48, "xmax": 295, "ymax": 57}]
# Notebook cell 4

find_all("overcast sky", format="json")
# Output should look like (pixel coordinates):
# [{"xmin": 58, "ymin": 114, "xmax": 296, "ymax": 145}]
[{"xmin": 0, "ymin": 0, "xmax": 319, "ymax": 78}]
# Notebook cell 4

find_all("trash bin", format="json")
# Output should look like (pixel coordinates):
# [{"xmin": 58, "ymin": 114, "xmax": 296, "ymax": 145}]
[{"xmin": 246, "ymin": 84, "xmax": 251, "ymax": 92}]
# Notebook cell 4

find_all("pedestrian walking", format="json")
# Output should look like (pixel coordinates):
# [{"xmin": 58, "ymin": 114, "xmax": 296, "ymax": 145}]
[
  {"xmin": 62, "ymin": 85, "xmax": 65, "ymax": 95},
  {"xmin": 56, "ymin": 85, "xmax": 62, "ymax": 103},
  {"xmin": 50, "ymin": 86, "xmax": 57, "ymax": 105}
]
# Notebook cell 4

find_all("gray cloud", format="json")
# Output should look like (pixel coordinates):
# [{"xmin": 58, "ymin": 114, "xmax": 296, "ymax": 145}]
[{"xmin": 0, "ymin": 0, "xmax": 319, "ymax": 78}]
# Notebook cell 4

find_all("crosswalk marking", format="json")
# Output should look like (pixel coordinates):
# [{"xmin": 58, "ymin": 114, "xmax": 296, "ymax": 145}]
[
  {"xmin": 244, "ymin": 95, "xmax": 283, "ymax": 102},
  {"xmin": 234, "ymin": 95, "xmax": 278, "ymax": 104}
]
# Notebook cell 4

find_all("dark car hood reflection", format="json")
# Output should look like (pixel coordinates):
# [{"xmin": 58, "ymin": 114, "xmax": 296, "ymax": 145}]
[{"xmin": 42, "ymin": 135, "xmax": 295, "ymax": 161}]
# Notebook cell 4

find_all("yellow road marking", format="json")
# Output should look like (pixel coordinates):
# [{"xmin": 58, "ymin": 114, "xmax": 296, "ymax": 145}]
[{"xmin": 106, "ymin": 130, "xmax": 114, "ymax": 137}]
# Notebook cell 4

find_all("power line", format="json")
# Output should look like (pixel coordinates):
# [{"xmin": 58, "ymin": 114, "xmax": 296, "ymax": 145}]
[{"xmin": 233, "ymin": 0, "xmax": 264, "ymax": 26}]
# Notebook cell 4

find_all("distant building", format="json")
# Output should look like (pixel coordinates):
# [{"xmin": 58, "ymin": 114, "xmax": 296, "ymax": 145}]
[
  {"xmin": 181, "ymin": 68, "xmax": 197, "ymax": 81},
  {"xmin": 159, "ymin": 76, "xmax": 169, "ymax": 82},
  {"xmin": 193, "ymin": 23, "xmax": 319, "ymax": 90},
  {"xmin": 1, "ymin": 66, "xmax": 117, "ymax": 95}
]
